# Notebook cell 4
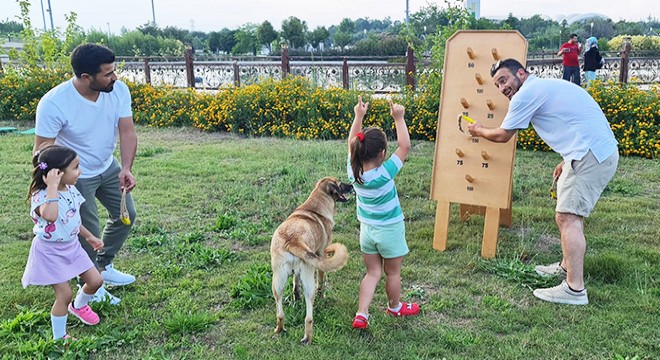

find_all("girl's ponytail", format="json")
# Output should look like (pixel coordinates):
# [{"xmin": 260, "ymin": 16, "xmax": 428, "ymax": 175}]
[
  {"xmin": 350, "ymin": 136, "xmax": 365, "ymax": 185},
  {"xmin": 350, "ymin": 127, "xmax": 387, "ymax": 185}
]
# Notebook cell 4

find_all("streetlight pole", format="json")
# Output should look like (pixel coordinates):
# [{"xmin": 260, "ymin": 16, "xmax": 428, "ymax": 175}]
[
  {"xmin": 406, "ymin": 0, "xmax": 409, "ymax": 25},
  {"xmin": 151, "ymin": 0, "xmax": 156, "ymax": 25},
  {"xmin": 590, "ymin": 22, "xmax": 594, "ymax": 36},
  {"xmin": 39, "ymin": 0, "xmax": 47, "ymax": 31},
  {"xmin": 46, "ymin": 0, "xmax": 54, "ymax": 31}
]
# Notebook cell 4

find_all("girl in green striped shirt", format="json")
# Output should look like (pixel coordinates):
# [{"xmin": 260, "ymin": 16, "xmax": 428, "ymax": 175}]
[{"xmin": 348, "ymin": 96, "xmax": 420, "ymax": 329}]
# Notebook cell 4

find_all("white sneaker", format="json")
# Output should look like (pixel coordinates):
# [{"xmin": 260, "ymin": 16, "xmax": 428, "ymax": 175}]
[
  {"xmin": 533, "ymin": 280, "xmax": 588, "ymax": 305},
  {"xmin": 101, "ymin": 263, "xmax": 136, "ymax": 286},
  {"xmin": 534, "ymin": 262, "xmax": 567, "ymax": 279},
  {"xmin": 89, "ymin": 285, "xmax": 121, "ymax": 305}
]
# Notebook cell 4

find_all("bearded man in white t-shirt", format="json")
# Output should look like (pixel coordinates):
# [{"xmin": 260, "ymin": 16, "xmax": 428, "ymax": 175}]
[
  {"xmin": 34, "ymin": 43, "xmax": 138, "ymax": 305},
  {"xmin": 468, "ymin": 58, "xmax": 618, "ymax": 305}
]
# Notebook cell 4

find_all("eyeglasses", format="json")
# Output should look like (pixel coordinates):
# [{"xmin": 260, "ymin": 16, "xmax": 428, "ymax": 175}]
[{"xmin": 490, "ymin": 60, "xmax": 502, "ymax": 77}]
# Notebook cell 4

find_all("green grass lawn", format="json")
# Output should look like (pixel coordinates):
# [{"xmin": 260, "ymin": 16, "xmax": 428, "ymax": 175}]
[{"xmin": 0, "ymin": 126, "xmax": 658, "ymax": 359}]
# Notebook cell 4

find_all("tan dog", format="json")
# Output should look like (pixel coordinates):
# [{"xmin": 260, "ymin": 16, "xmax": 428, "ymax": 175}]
[{"xmin": 270, "ymin": 177, "xmax": 352, "ymax": 345}]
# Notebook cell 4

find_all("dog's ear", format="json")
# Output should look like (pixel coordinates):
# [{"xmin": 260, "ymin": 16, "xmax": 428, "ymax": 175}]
[{"xmin": 330, "ymin": 179, "xmax": 352, "ymax": 202}]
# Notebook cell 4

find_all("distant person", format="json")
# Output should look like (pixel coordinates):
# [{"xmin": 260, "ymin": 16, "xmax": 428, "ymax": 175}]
[
  {"xmin": 347, "ymin": 96, "xmax": 419, "ymax": 329},
  {"xmin": 468, "ymin": 59, "xmax": 618, "ymax": 305},
  {"xmin": 557, "ymin": 33, "xmax": 582, "ymax": 85},
  {"xmin": 34, "ymin": 43, "xmax": 138, "ymax": 305},
  {"xmin": 23, "ymin": 145, "xmax": 105, "ymax": 340},
  {"xmin": 583, "ymin": 36, "xmax": 604, "ymax": 86}
]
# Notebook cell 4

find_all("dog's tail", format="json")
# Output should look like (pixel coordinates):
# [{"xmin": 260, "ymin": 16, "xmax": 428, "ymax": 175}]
[{"xmin": 289, "ymin": 242, "xmax": 349, "ymax": 272}]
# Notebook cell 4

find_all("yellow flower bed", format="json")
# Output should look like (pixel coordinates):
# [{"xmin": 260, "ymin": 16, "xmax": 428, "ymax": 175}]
[
  {"xmin": 2, "ymin": 71, "xmax": 658, "ymax": 158},
  {"xmin": 587, "ymin": 80, "xmax": 660, "ymax": 159},
  {"xmin": 129, "ymin": 76, "xmax": 439, "ymax": 141}
]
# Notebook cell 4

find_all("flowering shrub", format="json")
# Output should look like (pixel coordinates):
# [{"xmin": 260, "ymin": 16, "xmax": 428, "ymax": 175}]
[
  {"xmin": 130, "ymin": 76, "xmax": 438, "ymax": 141},
  {"xmin": 587, "ymin": 80, "xmax": 660, "ymax": 158},
  {"xmin": 0, "ymin": 70, "xmax": 658, "ymax": 158},
  {"xmin": 0, "ymin": 67, "xmax": 71, "ymax": 121}
]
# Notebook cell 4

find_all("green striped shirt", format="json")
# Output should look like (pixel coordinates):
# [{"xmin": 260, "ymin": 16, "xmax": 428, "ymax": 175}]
[{"xmin": 347, "ymin": 154, "xmax": 404, "ymax": 225}]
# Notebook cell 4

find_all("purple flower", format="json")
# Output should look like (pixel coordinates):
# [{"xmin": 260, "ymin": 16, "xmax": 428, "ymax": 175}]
[{"xmin": 38, "ymin": 162, "xmax": 48, "ymax": 170}]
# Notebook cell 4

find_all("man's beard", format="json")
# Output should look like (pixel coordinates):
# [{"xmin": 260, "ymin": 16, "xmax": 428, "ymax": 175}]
[
  {"xmin": 508, "ymin": 75, "xmax": 523, "ymax": 99},
  {"xmin": 90, "ymin": 80, "xmax": 115, "ymax": 93}
]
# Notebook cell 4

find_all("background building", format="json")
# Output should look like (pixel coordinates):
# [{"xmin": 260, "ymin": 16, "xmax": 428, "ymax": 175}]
[{"xmin": 465, "ymin": 0, "xmax": 480, "ymax": 19}]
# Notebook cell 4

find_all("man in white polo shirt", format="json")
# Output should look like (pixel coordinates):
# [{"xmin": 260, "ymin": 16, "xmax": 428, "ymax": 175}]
[
  {"xmin": 468, "ymin": 58, "xmax": 618, "ymax": 305},
  {"xmin": 34, "ymin": 43, "xmax": 138, "ymax": 305}
]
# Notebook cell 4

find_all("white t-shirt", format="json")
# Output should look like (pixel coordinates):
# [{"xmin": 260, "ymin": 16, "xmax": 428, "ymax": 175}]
[
  {"xmin": 30, "ymin": 185, "xmax": 86, "ymax": 242},
  {"xmin": 500, "ymin": 75, "xmax": 618, "ymax": 163},
  {"xmin": 35, "ymin": 79, "xmax": 132, "ymax": 178}
]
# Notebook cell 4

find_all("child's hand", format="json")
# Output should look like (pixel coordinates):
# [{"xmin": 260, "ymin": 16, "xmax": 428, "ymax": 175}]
[
  {"xmin": 87, "ymin": 236, "xmax": 104, "ymax": 251},
  {"xmin": 354, "ymin": 95, "xmax": 369, "ymax": 119},
  {"xmin": 43, "ymin": 168, "xmax": 63, "ymax": 188},
  {"xmin": 389, "ymin": 98, "xmax": 405, "ymax": 121}
]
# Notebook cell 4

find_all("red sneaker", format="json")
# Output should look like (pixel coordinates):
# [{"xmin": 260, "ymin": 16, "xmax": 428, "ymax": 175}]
[
  {"xmin": 352, "ymin": 314, "xmax": 369, "ymax": 329},
  {"xmin": 387, "ymin": 302, "xmax": 420, "ymax": 317}
]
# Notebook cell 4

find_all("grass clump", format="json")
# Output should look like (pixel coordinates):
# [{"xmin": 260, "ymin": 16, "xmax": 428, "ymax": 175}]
[{"xmin": 230, "ymin": 264, "xmax": 273, "ymax": 310}]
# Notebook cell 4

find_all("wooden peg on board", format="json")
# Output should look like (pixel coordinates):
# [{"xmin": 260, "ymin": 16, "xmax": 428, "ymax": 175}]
[
  {"xmin": 465, "ymin": 174, "xmax": 475, "ymax": 183},
  {"xmin": 460, "ymin": 98, "xmax": 469, "ymax": 109},
  {"xmin": 475, "ymin": 73, "xmax": 484, "ymax": 85},
  {"xmin": 467, "ymin": 47, "xmax": 476, "ymax": 59},
  {"xmin": 486, "ymin": 99, "xmax": 495, "ymax": 110},
  {"xmin": 456, "ymin": 148, "xmax": 464, "ymax": 157},
  {"xmin": 491, "ymin": 48, "xmax": 500, "ymax": 60},
  {"xmin": 481, "ymin": 150, "xmax": 490, "ymax": 160}
]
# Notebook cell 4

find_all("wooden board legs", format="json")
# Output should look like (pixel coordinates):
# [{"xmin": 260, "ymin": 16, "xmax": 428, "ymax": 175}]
[
  {"xmin": 432, "ymin": 201, "xmax": 450, "ymax": 251},
  {"xmin": 434, "ymin": 203, "xmax": 504, "ymax": 258},
  {"xmin": 481, "ymin": 207, "xmax": 500, "ymax": 259}
]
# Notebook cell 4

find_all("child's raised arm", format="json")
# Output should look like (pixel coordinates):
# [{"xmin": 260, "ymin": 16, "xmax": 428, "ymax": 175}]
[
  {"xmin": 38, "ymin": 169, "xmax": 63, "ymax": 222},
  {"xmin": 348, "ymin": 95, "xmax": 369, "ymax": 151},
  {"xmin": 390, "ymin": 99, "xmax": 411, "ymax": 162}
]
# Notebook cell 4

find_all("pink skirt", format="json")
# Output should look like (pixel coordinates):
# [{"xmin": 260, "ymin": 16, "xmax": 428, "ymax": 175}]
[{"xmin": 22, "ymin": 238, "xmax": 95, "ymax": 288}]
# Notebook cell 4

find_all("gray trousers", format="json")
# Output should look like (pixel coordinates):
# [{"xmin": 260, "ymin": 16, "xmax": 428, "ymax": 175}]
[{"xmin": 76, "ymin": 158, "xmax": 136, "ymax": 270}]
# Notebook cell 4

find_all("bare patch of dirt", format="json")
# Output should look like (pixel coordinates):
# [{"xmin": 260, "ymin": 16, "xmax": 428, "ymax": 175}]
[{"xmin": 534, "ymin": 233, "xmax": 560, "ymax": 253}]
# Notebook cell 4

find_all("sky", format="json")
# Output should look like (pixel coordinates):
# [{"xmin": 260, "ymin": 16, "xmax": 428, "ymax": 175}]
[{"xmin": 1, "ymin": 0, "xmax": 658, "ymax": 34}]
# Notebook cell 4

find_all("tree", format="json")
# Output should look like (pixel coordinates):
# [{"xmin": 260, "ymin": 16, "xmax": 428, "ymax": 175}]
[
  {"xmin": 162, "ymin": 26, "xmax": 189, "ymax": 42},
  {"xmin": 281, "ymin": 16, "xmax": 307, "ymax": 49},
  {"xmin": 614, "ymin": 20, "xmax": 646, "ymax": 36},
  {"xmin": 232, "ymin": 24, "xmax": 259, "ymax": 55},
  {"xmin": 308, "ymin": 26, "xmax": 329, "ymax": 50},
  {"xmin": 502, "ymin": 13, "xmax": 519, "ymax": 30},
  {"xmin": 257, "ymin": 21, "xmax": 278, "ymax": 53},
  {"xmin": 136, "ymin": 23, "xmax": 162, "ymax": 37},
  {"xmin": 185, "ymin": 31, "xmax": 208, "ymax": 52},
  {"xmin": 338, "ymin": 18, "xmax": 356, "ymax": 35},
  {"xmin": 0, "ymin": 20, "xmax": 23, "ymax": 36},
  {"xmin": 409, "ymin": 4, "xmax": 448, "ymax": 37},
  {"xmin": 209, "ymin": 28, "xmax": 236, "ymax": 54},
  {"xmin": 333, "ymin": 31, "xmax": 351, "ymax": 50},
  {"xmin": 355, "ymin": 18, "xmax": 371, "ymax": 33},
  {"xmin": 332, "ymin": 18, "xmax": 357, "ymax": 50}
]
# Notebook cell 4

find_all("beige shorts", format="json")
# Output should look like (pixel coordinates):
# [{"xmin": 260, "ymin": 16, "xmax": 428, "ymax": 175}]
[{"xmin": 556, "ymin": 150, "xmax": 618, "ymax": 217}]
